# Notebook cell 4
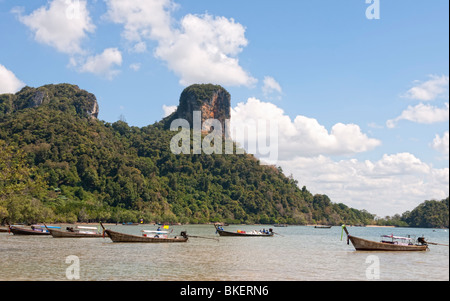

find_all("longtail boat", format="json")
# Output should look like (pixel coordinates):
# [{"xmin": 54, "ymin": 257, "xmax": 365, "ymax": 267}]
[
  {"xmin": 214, "ymin": 224, "xmax": 274, "ymax": 237},
  {"xmin": 47, "ymin": 225, "xmax": 104, "ymax": 238},
  {"xmin": 9, "ymin": 225, "xmax": 58, "ymax": 236},
  {"xmin": 341, "ymin": 225, "xmax": 428, "ymax": 251},
  {"xmin": 315, "ymin": 225, "xmax": 332, "ymax": 229},
  {"xmin": 100, "ymin": 222, "xmax": 188, "ymax": 243}
]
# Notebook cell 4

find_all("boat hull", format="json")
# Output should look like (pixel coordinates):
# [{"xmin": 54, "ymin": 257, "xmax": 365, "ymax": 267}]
[
  {"xmin": 217, "ymin": 231, "xmax": 274, "ymax": 237},
  {"xmin": 348, "ymin": 235, "xmax": 428, "ymax": 251},
  {"xmin": 214, "ymin": 224, "xmax": 274, "ymax": 237},
  {"xmin": 105, "ymin": 229, "xmax": 188, "ymax": 243},
  {"xmin": 49, "ymin": 229, "xmax": 104, "ymax": 238},
  {"xmin": 9, "ymin": 227, "xmax": 51, "ymax": 236}
]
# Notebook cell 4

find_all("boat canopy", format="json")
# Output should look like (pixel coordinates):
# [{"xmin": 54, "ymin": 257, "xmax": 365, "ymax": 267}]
[
  {"xmin": 33, "ymin": 225, "xmax": 61, "ymax": 229},
  {"xmin": 142, "ymin": 230, "xmax": 169, "ymax": 234},
  {"xmin": 381, "ymin": 234, "xmax": 413, "ymax": 240},
  {"xmin": 76, "ymin": 226, "xmax": 98, "ymax": 230}
]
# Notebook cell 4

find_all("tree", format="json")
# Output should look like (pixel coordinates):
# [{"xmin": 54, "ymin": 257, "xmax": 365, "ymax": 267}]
[
  {"xmin": 0, "ymin": 84, "xmax": 384, "ymax": 225},
  {"xmin": 405, "ymin": 198, "xmax": 449, "ymax": 228},
  {"xmin": 0, "ymin": 140, "xmax": 49, "ymax": 223}
]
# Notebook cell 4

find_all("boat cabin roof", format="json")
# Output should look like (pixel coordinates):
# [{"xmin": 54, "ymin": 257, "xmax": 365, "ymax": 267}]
[
  {"xmin": 33, "ymin": 225, "xmax": 61, "ymax": 229},
  {"xmin": 76, "ymin": 226, "xmax": 98, "ymax": 230},
  {"xmin": 381, "ymin": 234, "xmax": 413, "ymax": 240},
  {"xmin": 142, "ymin": 230, "xmax": 169, "ymax": 234}
]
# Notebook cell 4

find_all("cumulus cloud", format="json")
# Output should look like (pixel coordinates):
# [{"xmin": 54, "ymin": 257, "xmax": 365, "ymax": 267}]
[
  {"xmin": 129, "ymin": 63, "xmax": 141, "ymax": 72},
  {"xmin": 432, "ymin": 131, "xmax": 449, "ymax": 157},
  {"xmin": 15, "ymin": 0, "xmax": 126, "ymax": 80},
  {"xmin": 15, "ymin": 0, "xmax": 95, "ymax": 55},
  {"xmin": 78, "ymin": 48, "xmax": 123, "ymax": 79},
  {"xmin": 104, "ymin": 0, "xmax": 175, "ymax": 45},
  {"xmin": 0, "ymin": 64, "xmax": 25, "ymax": 94},
  {"xmin": 231, "ymin": 98, "xmax": 381, "ymax": 159},
  {"xmin": 278, "ymin": 153, "xmax": 449, "ymax": 216},
  {"xmin": 229, "ymin": 98, "xmax": 449, "ymax": 216},
  {"xmin": 262, "ymin": 76, "xmax": 282, "ymax": 97},
  {"xmin": 403, "ymin": 75, "xmax": 449, "ymax": 101},
  {"xmin": 387, "ymin": 102, "xmax": 449, "ymax": 128},
  {"xmin": 162, "ymin": 104, "xmax": 177, "ymax": 117},
  {"xmin": 156, "ymin": 14, "xmax": 257, "ymax": 87},
  {"xmin": 104, "ymin": 0, "xmax": 256, "ymax": 87}
]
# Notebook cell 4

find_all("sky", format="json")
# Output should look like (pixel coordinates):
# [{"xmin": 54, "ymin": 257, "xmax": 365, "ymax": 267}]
[{"xmin": 0, "ymin": 0, "xmax": 448, "ymax": 217}]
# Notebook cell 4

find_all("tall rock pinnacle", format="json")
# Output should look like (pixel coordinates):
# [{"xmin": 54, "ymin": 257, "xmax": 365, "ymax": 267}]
[{"xmin": 165, "ymin": 84, "xmax": 231, "ymax": 137}]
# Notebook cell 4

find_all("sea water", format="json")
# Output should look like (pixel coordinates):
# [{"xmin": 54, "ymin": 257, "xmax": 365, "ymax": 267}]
[{"xmin": 0, "ymin": 225, "xmax": 448, "ymax": 281}]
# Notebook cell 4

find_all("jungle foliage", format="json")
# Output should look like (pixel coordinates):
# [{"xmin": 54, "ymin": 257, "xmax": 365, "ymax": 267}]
[{"xmin": 1, "ymin": 84, "xmax": 446, "ymax": 227}]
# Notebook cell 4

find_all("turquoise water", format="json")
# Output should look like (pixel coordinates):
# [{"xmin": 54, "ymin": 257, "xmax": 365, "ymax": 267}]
[{"xmin": 0, "ymin": 225, "xmax": 448, "ymax": 281}]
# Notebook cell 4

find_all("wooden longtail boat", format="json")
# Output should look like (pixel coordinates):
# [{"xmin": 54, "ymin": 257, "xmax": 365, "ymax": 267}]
[
  {"xmin": 9, "ymin": 225, "xmax": 53, "ymax": 236},
  {"xmin": 214, "ymin": 224, "xmax": 274, "ymax": 237},
  {"xmin": 315, "ymin": 225, "xmax": 332, "ymax": 229},
  {"xmin": 100, "ymin": 223, "xmax": 188, "ymax": 243},
  {"xmin": 342, "ymin": 226, "xmax": 428, "ymax": 251},
  {"xmin": 48, "ymin": 225, "xmax": 104, "ymax": 238}
]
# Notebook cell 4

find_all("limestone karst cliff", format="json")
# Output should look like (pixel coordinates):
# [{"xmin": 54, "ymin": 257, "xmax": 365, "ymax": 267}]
[
  {"xmin": 0, "ymin": 84, "xmax": 99, "ymax": 119},
  {"xmin": 163, "ymin": 84, "xmax": 231, "ymax": 136}
]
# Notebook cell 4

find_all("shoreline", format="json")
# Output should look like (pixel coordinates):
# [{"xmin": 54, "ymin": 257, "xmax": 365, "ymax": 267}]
[{"xmin": 6, "ymin": 223, "xmax": 445, "ymax": 229}]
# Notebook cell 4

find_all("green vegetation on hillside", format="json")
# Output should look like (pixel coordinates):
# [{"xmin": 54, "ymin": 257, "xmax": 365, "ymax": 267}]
[
  {"xmin": 0, "ymin": 84, "xmax": 447, "ymax": 227},
  {"xmin": 377, "ymin": 198, "xmax": 449, "ymax": 228}
]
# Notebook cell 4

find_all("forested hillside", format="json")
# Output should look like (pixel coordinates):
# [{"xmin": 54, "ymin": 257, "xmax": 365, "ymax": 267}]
[
  {"xmin": 1, "ymin": 83, "xmax": 442, "ymax": 227},
  {"xmin": 378, "ymin": 198, "xmax": 449, "ymax": 228}
]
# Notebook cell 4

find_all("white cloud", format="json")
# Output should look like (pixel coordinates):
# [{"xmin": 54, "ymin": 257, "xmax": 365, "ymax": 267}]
[
  {"xmin": 0, "ymin": 64, "xmax": 25, "ymax": 94},
  {"xmin": 104, "ymin": 0, "xmax": 175, "ymax": 45},
  {"xmin": 156, "ymin": 14, "xmax": 257, "ymax": 87},
  {"xmin": 403, "ymin": 75, "xmax": 449, "ymax": 101},
  {"xmin": 162, "ymin": 105, "xmax": 177, "ymax": 117},
  {"xmin": 229, "ymin": 98, "xmax": 449, "ymax": 216},
  {"xmin": 16, "ymin": 0, "xmax": 95, "ymax": 55},
  {"xmin": 432, "ymin": 131, "xmax": 449, "ymax": 157},
  {"xmin": 262, "ymin": 76, "xmax": 282, "ymax": 97},
  {"xmin": 132, "ymin": 42, "xmax": 147, "ymax": 53},
  {"xmin": 278, "ymin": 153, "xmax": 449, "ymax": 216},
  {"xmin": 14, "ymin": 0, "xmax": 125, "ymax": 80},
  {"xmin": 129, "ymin": 63, "xmax": 141, "ymax": 71},
  {"xmin": 387, "ymin": 102, "xmax": 449, "ymax": 128},
  {"xmin": 78, "ymin": 48, "xmax": 123, "ymax": 79},
  {"xmin": 231, "ymin": 98, "xmax": 381, "ymax": 159},
  {"xmin": 104, "ymin": 0, "xmax": 256, "ymax": 87}
]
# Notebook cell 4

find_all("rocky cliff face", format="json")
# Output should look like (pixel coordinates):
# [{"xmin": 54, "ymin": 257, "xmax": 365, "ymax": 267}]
[
  {"xmin": 164, "ymin": 84, "xmax": 231, "ymax": 136},
  {"xmin": 0, "ymin": 84, "xmax": 99, "ymax": 119}
]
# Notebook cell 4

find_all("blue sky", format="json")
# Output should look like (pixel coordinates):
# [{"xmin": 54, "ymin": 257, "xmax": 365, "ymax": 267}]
[{"xmin": 0, "ymin": 0, "xmax": 448, "ymax": 217}]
